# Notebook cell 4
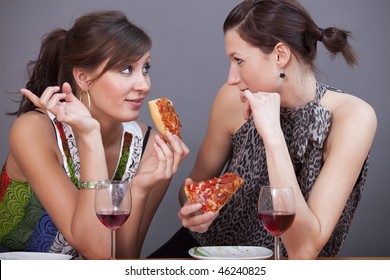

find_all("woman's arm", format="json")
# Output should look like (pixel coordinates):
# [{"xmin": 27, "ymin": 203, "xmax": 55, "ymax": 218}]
[
  {"xmin": 15, "ymin": 84, "xmax": 112, "ymax": 259},
  {"xmin": 284, "ymin": 94, "xmax": 377, "ymax": 259},
  {"xmin": 116, "ymin": 128, "xmax": 190, "ymax": 258},
  {"xmin": 178, "ymin": 83, "xmax": 245, "ymax": 232},
  {"xmin": 9, "ymin": 111, "xmax": 111, "ymax": 259},
  {"xmin": 179, "ymin": 83, "xmax": 244, "ymax": 204},
  {"xmin": 245, "ymin": 90, "xmax": 377, "ymax": 259}
]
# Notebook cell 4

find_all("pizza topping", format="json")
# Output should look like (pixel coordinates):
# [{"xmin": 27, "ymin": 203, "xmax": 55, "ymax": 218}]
[
  {"xmin": 184, "ymin": 173, "xmax": 244, "ymax": 213},
  {"xmin": 156, "ymin": 97, "xmax": 182, "ymax": 138}
]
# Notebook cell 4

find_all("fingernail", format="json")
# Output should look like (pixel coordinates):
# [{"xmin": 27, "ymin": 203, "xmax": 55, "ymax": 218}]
[
  {"xmin": 195, "ymin": 203, "xmax": 202, "ymax": 210},
  {"xmin": 206, "ymin": 212, "xmax": 215, "ymax": 218}
]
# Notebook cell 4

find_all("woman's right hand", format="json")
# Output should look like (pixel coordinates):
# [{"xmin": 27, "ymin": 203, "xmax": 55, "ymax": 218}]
[
  {"xmin": 178, "ymin": 178, "xmax": 219, "ymax": 233},
  {"xmin": 20, "ymin": 82, "xmax": 99, "ymax": 135},
  {"xmin": 132, "ymin": 131, "xmax": 190, "ymax": 193},
  {"xmin": 240, "ymin": 90, "xmax": 282, "ymax": 142}
]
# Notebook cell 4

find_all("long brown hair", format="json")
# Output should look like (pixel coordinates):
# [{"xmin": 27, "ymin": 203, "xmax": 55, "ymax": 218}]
[
  {"xmin": 223, "ymin": 0, "xmax": 357, "ymax": 69},
  {"xmin": 10, "ymin": 10, "xmax": 152, "ymax": 116}
]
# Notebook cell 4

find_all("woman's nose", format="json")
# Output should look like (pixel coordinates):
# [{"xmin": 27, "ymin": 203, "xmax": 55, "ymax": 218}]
[
  {"xmin": 227, "ymin": 66, "xmax": 240, "ymax": 86},
  {"xmin": 134, "ymin": 74, "xmax": 151, "ymax": 92}
]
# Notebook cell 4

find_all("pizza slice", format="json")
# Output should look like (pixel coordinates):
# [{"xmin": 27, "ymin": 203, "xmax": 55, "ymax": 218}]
[
  {"xmin": 184, "ymin": 173, "xmax": 244, "ymax": 213},
  {"xmin": 148, "ymin": 96, "xmax": 182, "ymax": 139}
]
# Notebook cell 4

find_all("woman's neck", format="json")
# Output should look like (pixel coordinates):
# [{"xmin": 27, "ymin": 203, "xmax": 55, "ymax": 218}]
[
  {"xmin": 279, "ymin": 70, "xmax": 317, "ymax": 108},
  {"xmin": 98, "ymin": 119, "xmax": 123, "ymax": 149}
]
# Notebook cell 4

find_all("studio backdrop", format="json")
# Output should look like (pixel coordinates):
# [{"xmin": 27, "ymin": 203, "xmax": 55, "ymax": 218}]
[{"xmin": 0, "ymin": 0, "xmax": 389, "ymax": 257}]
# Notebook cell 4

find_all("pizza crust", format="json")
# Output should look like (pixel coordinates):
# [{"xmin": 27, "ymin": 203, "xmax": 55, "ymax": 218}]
[
  {"xmin": 148, "ymin": 98, "xmax": 166, "ymax": 137},
  {"xmin": 148, "ymin": 97, "xmax": 181, "ymax": 139}
]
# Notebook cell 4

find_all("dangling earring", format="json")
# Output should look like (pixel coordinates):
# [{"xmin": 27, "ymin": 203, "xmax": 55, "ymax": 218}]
[
  {"xmin": 80, "ymin": 90, "xmax": 91, "ymax": 111},
  {"xmin": 279, "ymin": 69, "xmax": 286, "ymax": 79},
  {"xmin": 277, "ymin": 55, "xmax": 286, "ymax": 79}
]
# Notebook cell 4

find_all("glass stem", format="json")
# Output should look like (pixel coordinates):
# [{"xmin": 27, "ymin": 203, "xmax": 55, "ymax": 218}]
[
  {"xmin": 111, "ymin": 230, "xmax": 116, "ymax": 260},
  {"xmin": 274, "ymin": 236, "xmax": 280, "ymax": 260}
]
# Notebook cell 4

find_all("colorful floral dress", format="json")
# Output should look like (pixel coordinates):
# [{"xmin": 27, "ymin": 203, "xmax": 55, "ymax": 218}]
[{"xmin": 0, "ymin": 112, "xmax": 147, "ymax": 259}]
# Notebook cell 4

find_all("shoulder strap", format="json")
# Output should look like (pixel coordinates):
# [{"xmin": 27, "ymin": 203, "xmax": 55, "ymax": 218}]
[
  {"xmin": 141, "ymin": 126, "xmax": 152, "ymax": 159},
  {"xmin": 315, "ymin": 81, "xmax": 344, "ymax": 103},
  {"xmin": 32, "ymin": 109, "xmax": 45, "ymax": 114}
]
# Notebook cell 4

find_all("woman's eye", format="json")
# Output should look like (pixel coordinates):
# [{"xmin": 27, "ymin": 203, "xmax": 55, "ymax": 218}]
[
  {"xmin": 143, "ymin": 63, "xmax": 151, "ymax": 74},
  {"xmin": 235, "ymin": 58, "xmax": 243, "ymax": 65},
  {"xmin": 121, "ymin": 66, "xmax": 133, "ymax": 74}
]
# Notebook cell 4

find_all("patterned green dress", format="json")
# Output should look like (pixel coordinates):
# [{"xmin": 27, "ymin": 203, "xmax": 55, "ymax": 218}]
[{"xmin": 0, "ymin": 112, "xmax": 147, "ymax": 259}]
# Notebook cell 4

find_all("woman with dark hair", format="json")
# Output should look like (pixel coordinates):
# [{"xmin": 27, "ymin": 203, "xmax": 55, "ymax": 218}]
[
  {"xmin": 151, "ymin": 0, "xmax": 377, "ymax": 259},
  {"xmin": 0, "ymin": 11, "xmax": 189, "ymax": 259}
]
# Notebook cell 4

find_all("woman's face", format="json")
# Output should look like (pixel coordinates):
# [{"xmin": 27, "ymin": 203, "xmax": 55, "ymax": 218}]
[
  {"xmin": 88, "ymin": 51, "xmax": 151, "ymax": 123},
  {"xmin": 225, "ymin": 29, "xmax": 280, "ymax": 93}
]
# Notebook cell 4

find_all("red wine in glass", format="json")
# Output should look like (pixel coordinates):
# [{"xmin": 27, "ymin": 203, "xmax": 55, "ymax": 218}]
[
  {"xmin": 258, "ymin": 211, "xmax": 295, "ymax": 237},
  {"xmin": 95, "ymin": 181, "xmax": 132, "ymax": 259},
  {"xmin": 96, "ymin": 211, "xmax": 130, "ymax": 231},
  {"xmin": 258, "ymin": 186, "xmax": 295, "ymax": 260}
]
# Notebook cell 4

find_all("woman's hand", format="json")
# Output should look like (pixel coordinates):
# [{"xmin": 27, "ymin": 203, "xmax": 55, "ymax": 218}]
[
  {"xmin": 132, "ymin": 131, "xmax": 190, "ymax": 192},
  {"xmin": 240, "ymin": 90, "xmax": 283, "ymax": 141},
  {"xmin": 20, "ymin": 82, "xmax": 99, "ymax": 134},
  {"xmin": 177, "ymin": 178, "xmax": 219, "ymax": 233},
  {"xmin": 178, "ymin": 203, "xmax": 218, "ymax": 233}
]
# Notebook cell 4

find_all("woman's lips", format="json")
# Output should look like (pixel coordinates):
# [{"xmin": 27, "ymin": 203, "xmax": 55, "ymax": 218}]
[{"xmin": 126, "ymin": 98, "xmax": 144, "ymax": 108}]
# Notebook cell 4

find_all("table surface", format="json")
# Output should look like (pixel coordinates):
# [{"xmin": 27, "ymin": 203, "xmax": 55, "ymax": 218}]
[{"xmin": 1, "ymin": 243, "xmax": 388, "ymax": 260}]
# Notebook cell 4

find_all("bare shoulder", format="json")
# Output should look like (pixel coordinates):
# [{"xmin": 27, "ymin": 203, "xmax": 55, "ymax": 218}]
[
  {"xmin": 8, "ymin": 111, "xmax": 61, "ymax": 180},
  {"xmin": 10, "ymin": 111, "xmax": 56, "ymax": 141},
  {"xmin": 321, "ymin": 90, "xmax": 377, "ymax": 158},
  {"xmin": 214, "ymin": 82, "xmax": 242, "ymax": 107},
  {"xmin": 212, "ymin": 83, "xmax": 246, "ymax": 134},
  {"xmin": 322, "ymin": 90, "xmax": 377, "ymax": 131}
]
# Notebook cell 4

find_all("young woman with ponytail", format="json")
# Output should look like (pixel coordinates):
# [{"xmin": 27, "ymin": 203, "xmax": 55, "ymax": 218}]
[
  {"xmin": 0, "ymin": 10, "xmax": 189, "ymax": 259},
  {"xmin": 151, "ymin": 0, "xmax": 377, "ymax": 259}
]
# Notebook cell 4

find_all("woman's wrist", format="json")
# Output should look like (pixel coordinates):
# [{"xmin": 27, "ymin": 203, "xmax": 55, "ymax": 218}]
[
  {"xmin": 262, "ymin": 129, "xmax": 286, "ymax": 149},
  {"xmin": 75, "ymin": 125, "xmax": 103, "ymax": 155},
  {"xmin": 130, "ymin": 177, "xmax": 152, "ymax": 198},
  {"xmin": 74, "ymin": 121, "xmax": 101, "ymax": 140},
  {"xmin": 76, "ymin": 122, "xmax": 109, "ymax": 181}
]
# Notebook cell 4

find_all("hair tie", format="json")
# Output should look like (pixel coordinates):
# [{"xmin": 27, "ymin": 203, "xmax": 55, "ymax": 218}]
[{"xmin": 319, "ymin": 27, "xmax": 324, "ymax": 42}]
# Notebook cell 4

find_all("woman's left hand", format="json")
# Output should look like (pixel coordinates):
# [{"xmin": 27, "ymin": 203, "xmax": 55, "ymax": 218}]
[{"xmin": 132, "ymin": 131, "xmax": 190, "ymax": 192}]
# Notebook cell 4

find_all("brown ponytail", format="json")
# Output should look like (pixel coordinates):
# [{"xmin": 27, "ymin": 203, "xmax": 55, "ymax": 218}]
[
  {"xmin": 9, "ymin": 29, "xmax": 67, "ymax": 116},
  {"xmin": 320, "ymin": 27, "xmax": 358, "ymax": 68}
]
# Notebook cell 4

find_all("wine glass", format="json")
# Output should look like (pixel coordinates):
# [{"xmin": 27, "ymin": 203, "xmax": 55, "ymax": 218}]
[
  {"xmin": 95, "ymin": 180, "xmax": 132, "ymax": 260},
  {"xmin": 258, "ymin": 186, "xmax": 295, "ymax": 260}
]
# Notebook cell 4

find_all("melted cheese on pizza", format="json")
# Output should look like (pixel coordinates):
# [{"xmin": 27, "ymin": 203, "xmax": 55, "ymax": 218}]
[{"xmin": 185, "ymin": 173, "xmax": 244, "ymax": 212}]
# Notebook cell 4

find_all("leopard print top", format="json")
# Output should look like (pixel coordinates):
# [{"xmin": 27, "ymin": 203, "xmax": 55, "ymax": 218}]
[{"xmin": 191, "ymin": 81, "xmax": 369, "ymax": 257}]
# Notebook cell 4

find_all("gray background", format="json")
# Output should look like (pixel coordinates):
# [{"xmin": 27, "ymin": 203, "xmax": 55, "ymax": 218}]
[{"xmin": 0, "ymin": 0, "xmax": 389, "ymax": 257}]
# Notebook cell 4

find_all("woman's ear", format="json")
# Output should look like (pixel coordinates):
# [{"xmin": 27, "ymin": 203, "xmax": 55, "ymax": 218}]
[
  {"xmin": 274, "ymin": 42, "xmax": 290, "ymax": 68},
  {"xmin": 72, "ymin": 67, "xmax": 90, "ymax": 91}
]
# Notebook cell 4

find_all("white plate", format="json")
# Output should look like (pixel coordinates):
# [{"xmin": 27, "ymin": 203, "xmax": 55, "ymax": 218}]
[
  {"xmin": 0, "ymin": 252, "xmax": 72, "ymax": 260},
  {"xmin": 188, "ymin": 246, "xmax": 273, "ymax": 260}
]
